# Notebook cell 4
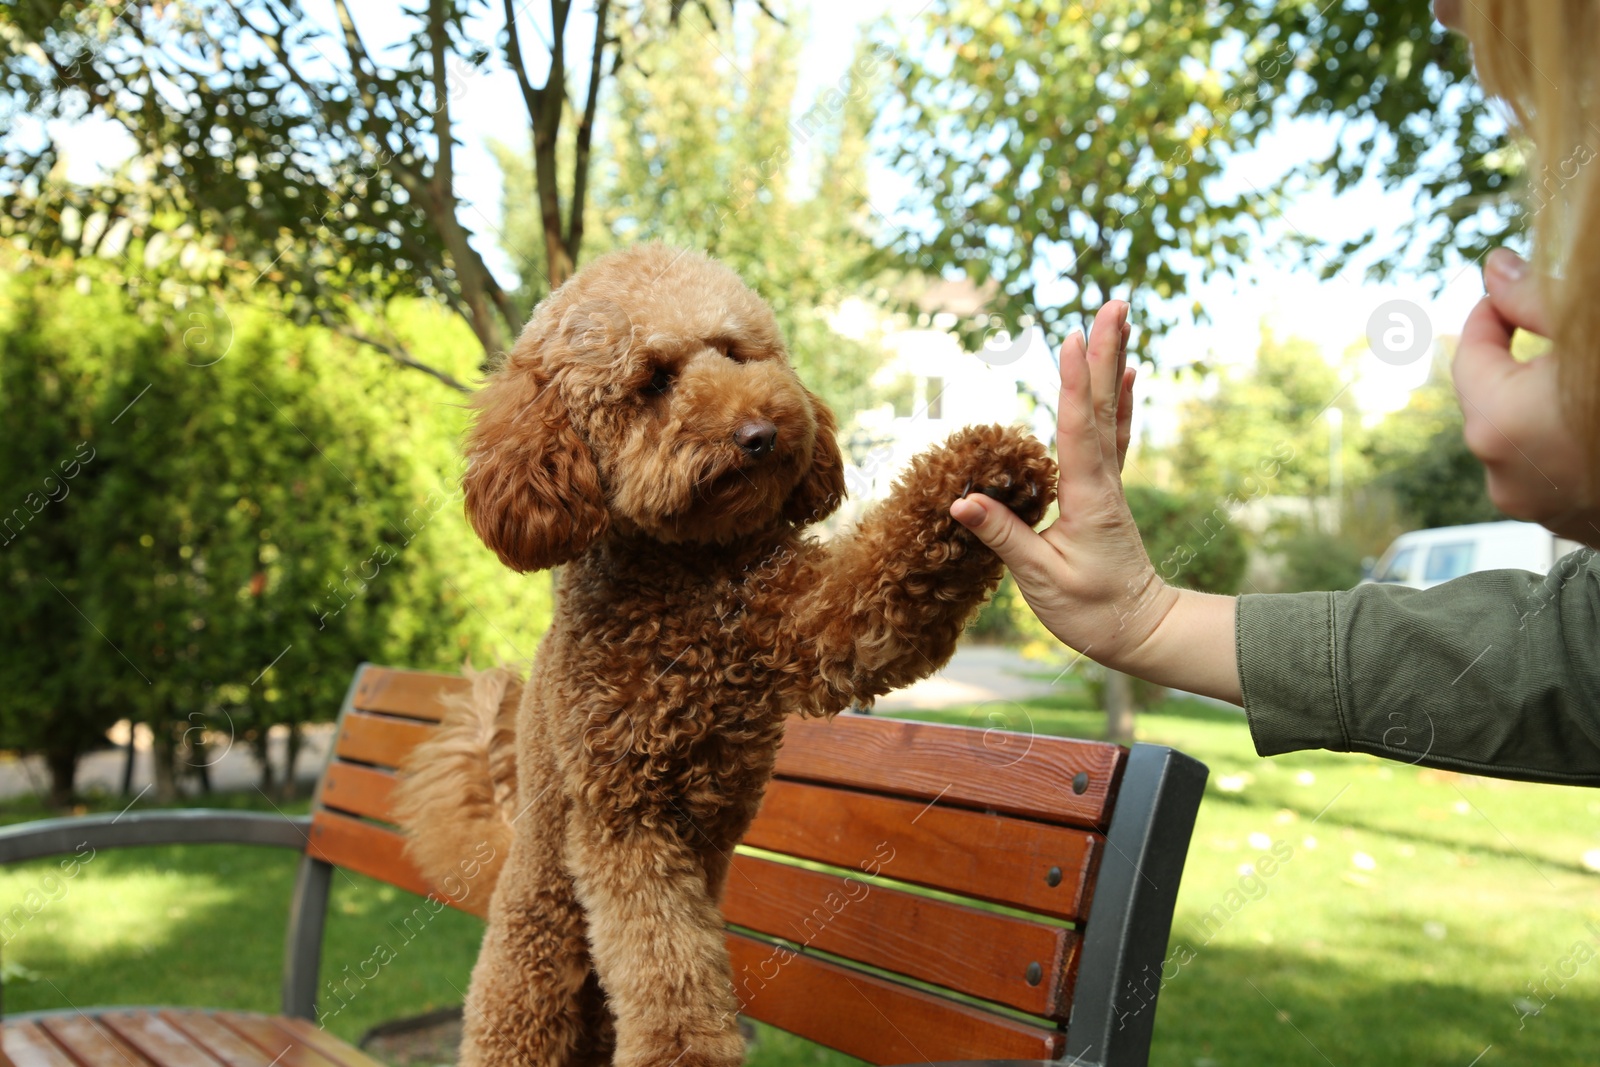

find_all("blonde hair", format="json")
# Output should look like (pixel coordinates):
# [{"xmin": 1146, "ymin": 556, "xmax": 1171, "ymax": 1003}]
[{"xmin": 1466, "ymin": 1, "xmax": 1600, "ymax": 470}]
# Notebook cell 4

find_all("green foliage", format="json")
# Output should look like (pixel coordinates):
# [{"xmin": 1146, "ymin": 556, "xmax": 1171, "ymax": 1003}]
[
  {"xmin": 1127, "ymin": 485, "xmax": 1249, "ymax": 595},
  {"xmin": 1382, "ymin": 428, "xmax": 1501, "ymax": 530},
  {"xmin": 1249, "ymin": 0, "xmax": 1518, "ymax": 279},
  {"xmin": 496, "ymin": 8, "xmax": 890, "ymax": 416},
  {"xmin": 886, "ymin": 0, "xmax": 1280, "ymax": 349},
  {"xmin": 885, "ymin": 0, "xmax": 1511, "ymax": 346},
  {"xmin": 1163, "ymin": 328, "xmax": 1355, "ymax": 503},
  {"xmin": 1270, "ymin": 526, "xmax": 1368, "ymax": 594},
  {"xmin": 1365, "ymin": 346, "xmax": 1500, "ymax": 531},
  {"xmin": 0, "ymin": 270, "xmax": 550, "ymax": 802},
  {"xmin": 0, "ymin": 0, "xmax": 743, "ymax": 387},
  {"xmin": 967, "ymin": 572, "xmax": 1029, "ymax": 643}
]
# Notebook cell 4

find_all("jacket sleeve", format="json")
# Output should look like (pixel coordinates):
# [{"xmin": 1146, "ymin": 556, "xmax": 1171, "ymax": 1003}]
[{"xmin": 1235, "ymin": 549, "xmax": 1600, "ymax": 785}]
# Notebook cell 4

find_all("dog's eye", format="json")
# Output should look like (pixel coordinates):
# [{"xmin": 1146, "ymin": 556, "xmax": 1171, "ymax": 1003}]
[{"xmin": 642, "ymin": 366, "xmax": 675, "ymax": 397}]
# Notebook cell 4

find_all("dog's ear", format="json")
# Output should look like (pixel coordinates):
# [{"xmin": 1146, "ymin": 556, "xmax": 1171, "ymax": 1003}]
[
  {"xmin": 464, "ymin": 366, "xmax": 609, "ymax": 572},
  {"xmin": 784, "ymin": 393, "xmax": 847, "ymax": 526}
]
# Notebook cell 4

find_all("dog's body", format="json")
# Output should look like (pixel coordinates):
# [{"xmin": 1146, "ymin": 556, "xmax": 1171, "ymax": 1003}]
[{"xmin": 395, "ymin": 245, "xmax": 1054, "ymax": 1067}]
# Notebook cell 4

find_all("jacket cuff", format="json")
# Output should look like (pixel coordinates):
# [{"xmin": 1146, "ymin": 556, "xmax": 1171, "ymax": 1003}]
[{"xmin": 1236, "ymin": 591, "xmax": 1350, "ymax": 757}]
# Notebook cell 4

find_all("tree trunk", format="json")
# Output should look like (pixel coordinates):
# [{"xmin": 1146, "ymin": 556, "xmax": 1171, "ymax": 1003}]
[
  {"xmin": 251, "ymin": 731, "xmax": 277, "ymax": 797},
  {"xmin": 192, "ymin": 732, "xmax": 213, "ymax": 794},
  {"xmin": 152, "ymin": 723, "xmax": 180, "ymax": 804},
  {"xmin": 44, "ymin": 746, "xmax": 78, "ymax": 810},
  {"xmin": 283, "ymin": 722, "xmax": 304, "ymax": 801},
  {"xmin": 121, "ymin": 723, "xmax": 138, "ymax": 796},
  {"xmin": 1104, "ymin": 669, "xmax": 1136, "ymax": 743}
]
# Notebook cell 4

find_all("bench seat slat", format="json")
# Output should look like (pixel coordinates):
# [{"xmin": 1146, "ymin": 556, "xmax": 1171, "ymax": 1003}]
[
  {"xmin": 99, "ymin": 1014, "xmax": 224, "ymax": 1067},
  {"xmin": 352, "ymin": 668, "xmax": 472, "ymax": 721},
  {"xmin": 777, "ymin": 716, "xmax": 1125, "ymax": 830},
  {"xmin": 268, "ymin": 1020, "xmax": 387, "ymax": 1067},
  {"xmin": 158, "ymin": 1015, "xmax": 277, "ymax": 1067},
  {"xmin": 744, "ymin": 779, "xmax": 1101, "ymax": 922},
  {"xmin": 729, "ymin": 933, "xmax": 1063, "ymax": 1064},
  {"xmin": 723, "ymin": 854, "xmax": 1077, "ymax": 1018},
  {"xmin": 211, "ymin": 1015, "xmax": 341, "ymax": 1067},
  {"xmin": 1, "ymin": 1022, "xmax": 79, "ymax": 1067},
  {"xmin": 36, "ymin": 1018, "xmax": 151, "ymax": 1067}
]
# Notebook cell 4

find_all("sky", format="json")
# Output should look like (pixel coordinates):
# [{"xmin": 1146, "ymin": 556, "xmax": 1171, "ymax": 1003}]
[{"xmin": 42, "ymin": 0, "xmax": 1494, "ymax": 432}]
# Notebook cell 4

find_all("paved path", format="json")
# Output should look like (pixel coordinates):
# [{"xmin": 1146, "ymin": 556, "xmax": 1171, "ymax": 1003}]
[
  {"xmin": 0, "ymin": 646, "xmax": 1068, "ymax": 803},
  {"xmin": 0, "ymin": 723, "xmax": 335, "ymax": 803},
  {"xmin": 872, "ymin": 644, "xmax": 1062, "ymax": 711}
]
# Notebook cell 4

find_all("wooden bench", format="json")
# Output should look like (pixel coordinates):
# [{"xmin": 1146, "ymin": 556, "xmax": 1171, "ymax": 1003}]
[{"xmin": 0, "ymin": 663, "xmax": 1208, "ymax": 1067}]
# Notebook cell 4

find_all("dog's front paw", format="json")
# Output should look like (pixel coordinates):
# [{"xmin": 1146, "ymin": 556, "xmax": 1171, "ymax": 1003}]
[{"xmin": 948, "ymin": 424, "xmax": 1056, "ymax": 528}]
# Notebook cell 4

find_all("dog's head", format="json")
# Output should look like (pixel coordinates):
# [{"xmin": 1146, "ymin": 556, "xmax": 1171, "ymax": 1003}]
[{"xmin": 464, "ymin": 244, "xmax": 847, "ymax": 572}]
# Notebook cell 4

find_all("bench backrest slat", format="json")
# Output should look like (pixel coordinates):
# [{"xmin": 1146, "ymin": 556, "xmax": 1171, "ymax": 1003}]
[
  {"xmin": 774, "ymin": 714, "xmax": 1124, "ymax": 830},
  {"xmin": 300, "ymin": 664, "xmax": 1204, "ymax": 1067},
  {"xmin": 725, "ymin": 932, "xmax": 1065, "ymax": 1063},
  {"xmin": 723, "ymin": 852, "xmax": 1079, "ymax": 1018},
  {"xmin": 742, "ymin": 779, "xmax": 1102, "ymax": 922}
]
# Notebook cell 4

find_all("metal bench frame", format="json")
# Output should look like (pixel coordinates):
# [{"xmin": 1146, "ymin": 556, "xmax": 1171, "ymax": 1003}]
[{"xmin": 0, "ymin": 668, "xmax": 1206, "ymax": 1067}]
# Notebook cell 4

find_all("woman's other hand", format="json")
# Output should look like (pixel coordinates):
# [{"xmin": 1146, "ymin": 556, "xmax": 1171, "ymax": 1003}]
[{"xmin": 1457, "ymin": 250, "xmax": 1600, "ymax": 547}]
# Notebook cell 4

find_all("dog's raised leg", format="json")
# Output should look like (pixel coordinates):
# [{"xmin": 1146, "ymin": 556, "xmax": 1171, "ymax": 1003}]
[
  {"xmin": 774, "ymin": 423, "xmax": 1056, "ymax": 710},
  {"xmin": 565, "ymin": 804, "xmax": 745, "ymax": 1067}
]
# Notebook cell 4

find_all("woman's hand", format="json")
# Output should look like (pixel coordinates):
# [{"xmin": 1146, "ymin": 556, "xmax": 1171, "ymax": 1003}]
[
  {"xmin": 1458, "ymin": 250, "xmax": 1600, "ymax": 548},
  {"xmin": 949, "ymin": 302, "xmax": 1243, "ymax": 703}
]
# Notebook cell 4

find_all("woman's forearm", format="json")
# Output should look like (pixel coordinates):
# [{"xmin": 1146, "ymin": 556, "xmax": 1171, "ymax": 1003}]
[{"xmin": 1118, "ymin": 588, "xmax": 1243, "ymax": 705}]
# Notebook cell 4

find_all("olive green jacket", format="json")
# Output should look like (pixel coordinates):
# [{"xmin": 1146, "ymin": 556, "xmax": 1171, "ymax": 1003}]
[{"xmin": 1236, "ymin": 550, "xmax": 1600, "ymax": 786}]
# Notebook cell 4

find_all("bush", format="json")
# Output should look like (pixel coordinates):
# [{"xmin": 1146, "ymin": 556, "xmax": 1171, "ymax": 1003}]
[
  {"xmin": 1271, "ymin": 526, "xmax": 1369, "ymax": 593},
  {"xmin": 1126, "ymin": 485, "xmax": 1249, "ymax": 595},
  {"xmin": 0, "ymin": 271, "xmax": 551, "ymax": 804}
]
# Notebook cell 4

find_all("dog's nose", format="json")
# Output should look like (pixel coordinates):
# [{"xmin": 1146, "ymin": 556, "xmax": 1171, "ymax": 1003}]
[{"xmin": 734, "ymin": 419, "xmax": 778, "ymax": 458}]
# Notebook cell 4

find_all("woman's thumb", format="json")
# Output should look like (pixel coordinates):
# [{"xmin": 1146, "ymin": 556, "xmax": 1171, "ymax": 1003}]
[{"xmin": 951, "ymin": 494, "xmax": 1049, "ymax": 568}]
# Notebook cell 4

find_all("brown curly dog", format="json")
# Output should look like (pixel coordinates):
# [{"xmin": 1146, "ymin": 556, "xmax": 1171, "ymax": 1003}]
[{"xmin": 394, "ymin": 244, "xmax": 1056, "ymax": 1067}]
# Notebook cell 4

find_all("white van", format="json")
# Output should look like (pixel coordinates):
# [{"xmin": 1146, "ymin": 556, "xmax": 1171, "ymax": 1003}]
[{"xmin": 1368, "ymin": 521, "xmax": 1586, "ymax": 590}]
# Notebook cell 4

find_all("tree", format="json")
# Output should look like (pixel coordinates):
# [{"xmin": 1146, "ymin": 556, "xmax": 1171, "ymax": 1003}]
[
  {"xmin": 1246, "ymin": 0, "xmax": 1519, "ymax": 279},
  {"xmin": 0, "ymin": 274, "xmax": 123, "ymax": 806},
  {"xmin": 886, "ymin": 0, "xmax": 1280, "ymax": 352},
  {"xmin": 496, "ymin": 8, "xmax": 890, "ymax": 416},
  {"xmin": 1165, "ymin": 328, "xmax": 1359, "ymax": 505},
  {"xmin": 885, "ymin": 0, "xmax": 1514, "ymax": 353},
  {"xmin": 1365, "ymin": 343, "xmax": 1500, "ymax": 531},
  {"xmin": 0, "ymin": 265, "xmax": 552, "ymax": 804},
  {"xmin": 1, "ymin": 0, "xmax": 755, "ymax": 390}
]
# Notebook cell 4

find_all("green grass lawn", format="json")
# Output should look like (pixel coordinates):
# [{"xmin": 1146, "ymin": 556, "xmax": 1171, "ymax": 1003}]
[{"xmin": 4, "ymin": 694, "xmax": 1598, "ymax": 1066}]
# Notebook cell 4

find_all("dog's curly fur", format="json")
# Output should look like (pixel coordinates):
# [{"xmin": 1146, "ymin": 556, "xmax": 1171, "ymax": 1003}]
[{"xmin": 395, "ymin": 244, "xmax": 1056, "ymax": 1067}]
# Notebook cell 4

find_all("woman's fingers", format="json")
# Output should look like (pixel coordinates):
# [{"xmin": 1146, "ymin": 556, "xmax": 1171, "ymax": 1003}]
[
  {"xmin": 1117, "ymin": 318, "xmax": 1131, "ymax": 398},
  {"xmin": 1055, "ymin": 329, "xmax": 1105, "ymax": 488},
  {"xmin": 1086, "ymin": 301, "xmax": 1129, "ymax": 438},
  {"xmin": 1115, "ymin": 366, "xmax": 1137, "ymax": 473},
  {"xmin": 1453, "ymin": 297, "xmax": 1518, "ymax": 398},
  {"xmin": 1483, "ymin": 249, "xmax": 1553, "ymax": 338}
]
